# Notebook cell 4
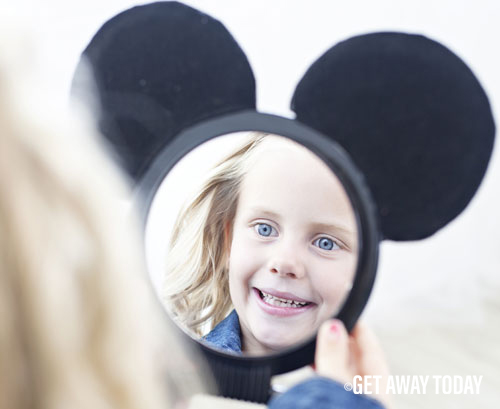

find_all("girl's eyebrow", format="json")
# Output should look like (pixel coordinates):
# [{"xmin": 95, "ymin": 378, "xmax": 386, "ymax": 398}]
[
  {"xmin": 247, "ymin": 207, "xmax": 282, "ymax": 222},
  {"xmin": 309, "ymin": 221, "xmax": 356, "ymax": 238}
]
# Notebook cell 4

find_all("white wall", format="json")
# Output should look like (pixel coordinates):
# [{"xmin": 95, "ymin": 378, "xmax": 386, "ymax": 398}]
[{"xmin": 5, "ymin": 1, "xmax": 500, "ymax": 407}]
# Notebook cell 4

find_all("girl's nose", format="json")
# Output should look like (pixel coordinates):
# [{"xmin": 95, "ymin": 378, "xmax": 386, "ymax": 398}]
[{"xmin": 268, "ymin": 246, "xmax": 306, "ymax": 279}]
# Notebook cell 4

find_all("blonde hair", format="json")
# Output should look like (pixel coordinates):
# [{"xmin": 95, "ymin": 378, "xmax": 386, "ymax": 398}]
[
  {"xmin": 163, "ymin": 133, "xmax": 267, "ymax": 336},
  {"xmin": 0, "ymin": 32, "xmax": 206, "ymax": 409}
]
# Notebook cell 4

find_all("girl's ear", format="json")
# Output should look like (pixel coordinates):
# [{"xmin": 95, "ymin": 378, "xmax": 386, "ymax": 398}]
[
  {"xmin": 224, "ymin": 220, "xmax": 232, "ymax": 261},
  {"xmin": 291, "ymin": 32, "xmax": 495, "ymax": 241},
  {"xmin": 72, "ymin": 2, "xmax": 256, "ymax": 183}
]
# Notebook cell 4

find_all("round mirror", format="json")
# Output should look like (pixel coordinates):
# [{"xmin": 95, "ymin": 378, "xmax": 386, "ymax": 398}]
[
  {"xmin": 137, "ymin": 112, "xmax": 378, "ymax": 363},
  {"xmin": 146, "ymin": 131, "xmax": 358, "ymax": 356}
]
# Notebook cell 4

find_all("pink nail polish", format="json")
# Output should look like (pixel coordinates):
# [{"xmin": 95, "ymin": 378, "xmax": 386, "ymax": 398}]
[{"xmin": 329, "ymin": 322, "xmax": 340, "ymax": 339}]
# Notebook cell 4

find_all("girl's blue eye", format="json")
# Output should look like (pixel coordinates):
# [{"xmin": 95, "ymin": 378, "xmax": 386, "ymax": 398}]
[
  {"xmin": 256, "ymin": 223, "xmax": 275, "ymax": 237},
  {"xmin": 313, "ymin": 237, "xmax": 339, "ymax": 251}
]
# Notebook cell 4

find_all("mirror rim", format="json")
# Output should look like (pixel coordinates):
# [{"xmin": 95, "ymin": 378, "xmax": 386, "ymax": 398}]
[{"xmin": 135, "ymin": 110, "xmax": 379, "ymax": 375}]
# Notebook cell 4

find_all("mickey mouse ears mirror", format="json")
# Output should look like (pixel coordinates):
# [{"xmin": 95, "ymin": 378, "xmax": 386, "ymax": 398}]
[{"xmin": 72, "ymin": 1, "xmax": 495, "ymax": 403}]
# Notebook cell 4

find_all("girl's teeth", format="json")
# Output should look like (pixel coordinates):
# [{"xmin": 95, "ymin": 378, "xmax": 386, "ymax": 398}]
[{"xmin": 261, "ymin": 291, "xmax": 309, "ymax": 308}]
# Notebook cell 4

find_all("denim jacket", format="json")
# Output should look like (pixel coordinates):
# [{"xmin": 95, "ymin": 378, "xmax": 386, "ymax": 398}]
[
  {"xmin": 203, "ymin": 309, "xmax": 242, "ymax": 353},
  {"xmin": 269, "ymin": 377, "xmax": 386, "ymax": 409},
  {"xmin": 204, "ymin": 310, "xmax": 385, "ymax": 409}
]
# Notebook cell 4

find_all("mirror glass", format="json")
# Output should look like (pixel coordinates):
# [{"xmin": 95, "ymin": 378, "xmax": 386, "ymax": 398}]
[{"xmin": 145, "ymin": 132, "xmax": 360, "ymax": 356}]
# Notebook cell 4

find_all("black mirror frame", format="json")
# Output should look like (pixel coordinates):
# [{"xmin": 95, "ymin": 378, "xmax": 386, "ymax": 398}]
[{"xmin": 135, "ymin": 110, "xmax": 380, "ymax": 403}]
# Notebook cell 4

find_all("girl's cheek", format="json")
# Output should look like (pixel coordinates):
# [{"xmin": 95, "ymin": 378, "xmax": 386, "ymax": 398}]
[
  {"xmin": 312, "ymin": 258, "xmax": 356, "ymax": 302},
  {"xmin": 234, "ymin": 231, "xmax": 266, "ymax": 255},
  {"xmin": 242, "ymin": 252, "xmax": 268, "ymax": 280},
  {"xmin": 229, "ymin": 239, "xmax": 261, "ymax": 273}
]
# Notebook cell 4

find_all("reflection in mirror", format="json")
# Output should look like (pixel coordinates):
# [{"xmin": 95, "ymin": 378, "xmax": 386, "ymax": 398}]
[{"xmin": 146, "ymin": 132, "xmax": 359, "ymax": 356}]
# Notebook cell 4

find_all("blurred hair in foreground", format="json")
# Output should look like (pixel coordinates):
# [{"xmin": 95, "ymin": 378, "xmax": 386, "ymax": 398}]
[{"xmin": 0, "ymin": 26, "xmax": 209, "ymax": 409}]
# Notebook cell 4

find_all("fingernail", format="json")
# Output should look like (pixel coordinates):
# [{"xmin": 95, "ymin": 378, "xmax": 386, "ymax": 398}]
[{"xmin": 329, "ymin": 320, "xmax": 341, "ymax": 340}]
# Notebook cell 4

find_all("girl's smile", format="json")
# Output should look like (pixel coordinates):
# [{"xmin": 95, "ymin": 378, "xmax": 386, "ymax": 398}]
[{"xmin": 252, "ymin": 287, "xmax": 317, "ymax": 317}]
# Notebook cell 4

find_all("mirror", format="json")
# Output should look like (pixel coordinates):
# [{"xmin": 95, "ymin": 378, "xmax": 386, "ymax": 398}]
[{"xmin": 144, "ymin": 131, "xmax": 360, "ymax": 356}]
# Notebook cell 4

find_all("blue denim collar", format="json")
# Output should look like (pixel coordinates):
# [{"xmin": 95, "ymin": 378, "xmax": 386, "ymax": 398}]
[{"xmin": 203, "ymin": 309, "xmax": 242, "ymax": 353}]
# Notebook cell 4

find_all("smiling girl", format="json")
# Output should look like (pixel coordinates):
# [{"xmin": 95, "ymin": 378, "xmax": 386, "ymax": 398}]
[{"xmin": 163, "ymin": 133, "xmax": 358, "ymax": 355}]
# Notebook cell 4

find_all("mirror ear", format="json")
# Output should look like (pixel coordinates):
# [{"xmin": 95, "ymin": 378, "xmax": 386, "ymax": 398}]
[
  {"xmin": 72, "ymin": 1, "xmax": 256, "ymax": 182},
  {"xmin": 291, "ymin": 32, "xmax": 495, "ymax": 241}
]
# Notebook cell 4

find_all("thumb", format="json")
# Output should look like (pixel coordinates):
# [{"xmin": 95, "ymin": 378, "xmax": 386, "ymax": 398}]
[{"xmin": 315, "ymin": 319, "xmax": 351, "ymax": 384}]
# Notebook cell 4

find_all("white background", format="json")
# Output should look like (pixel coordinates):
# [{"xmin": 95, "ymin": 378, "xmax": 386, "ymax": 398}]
[{"xmin": 4, "ymin": 1, "xmax": 500, "ymax": 407}]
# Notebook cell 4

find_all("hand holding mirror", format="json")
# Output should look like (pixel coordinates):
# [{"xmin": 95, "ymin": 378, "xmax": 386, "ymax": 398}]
[{"xmin": 73, "ymin": 1, "xmax": 495, "ymax": 403}]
